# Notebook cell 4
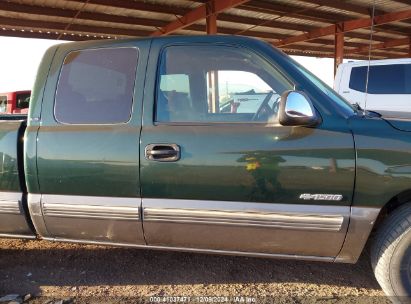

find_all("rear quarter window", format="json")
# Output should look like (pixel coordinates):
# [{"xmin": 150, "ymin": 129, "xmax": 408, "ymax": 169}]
[{"xmin": 54, "ymin": 47, "xmax": 138, "ymax": 124}]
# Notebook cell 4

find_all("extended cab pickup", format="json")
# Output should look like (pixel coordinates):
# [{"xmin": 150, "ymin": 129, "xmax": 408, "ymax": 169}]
[{"xmin": 1, "ymin": 36, "xmax": 411, "ymax": 299}]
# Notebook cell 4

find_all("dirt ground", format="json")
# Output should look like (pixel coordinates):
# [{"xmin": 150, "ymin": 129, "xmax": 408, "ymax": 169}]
[{"xmin": 0, "ymin": 238, "xmax": 389, "ymax": 303}]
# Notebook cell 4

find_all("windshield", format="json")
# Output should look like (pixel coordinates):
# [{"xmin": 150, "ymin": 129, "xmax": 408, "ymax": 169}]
[{"xmin": 289, "ymin": 57, "xmax": 356, "ymax": 115}]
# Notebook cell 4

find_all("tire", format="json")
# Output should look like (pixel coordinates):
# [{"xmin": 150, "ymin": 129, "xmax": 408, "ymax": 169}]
[{"xmin": 371, "ymin": 202, "xmax": 411, "ymax": 302}]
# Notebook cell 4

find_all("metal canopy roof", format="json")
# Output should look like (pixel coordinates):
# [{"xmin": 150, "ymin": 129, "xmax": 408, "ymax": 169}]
[{"xmin": 0, "ymin": 0, "xmax": 410, "ymax": 60}]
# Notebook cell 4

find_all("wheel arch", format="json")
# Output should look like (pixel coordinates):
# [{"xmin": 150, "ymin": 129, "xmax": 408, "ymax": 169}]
[
  {"xmin": 335, "ymin": 189, "xmax": 411, "ymax": 264},
  {"xmin": 373, "ymin": 188, "xmax": 411, "ymax": 232}
]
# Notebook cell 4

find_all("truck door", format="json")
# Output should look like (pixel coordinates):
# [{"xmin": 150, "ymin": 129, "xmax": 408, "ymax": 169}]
[
  {"xmin": 35, "ymin": 42, "xmax": 148, "ymax": 245},
  {"xmin": 140, "ymin": 42, "xmax": 355, "ymax": 258}
]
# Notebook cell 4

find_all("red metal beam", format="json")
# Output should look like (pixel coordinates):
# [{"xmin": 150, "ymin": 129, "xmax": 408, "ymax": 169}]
[
  {"xmin": 346, "ymin": 37, "xmax": 410, "ymax": 54},
  {"xmin": 334, "ymin": 32, "xmax": 344, "ymax": 76},
  {"xmin": 0, "ymin": 0, "xmax": 407, "ymax": 59},
  {"xmin": 0, "ymin": 1, "xmax": 169, "ymax": 28},
  {"xmin": 0, "ymin": 12, "xmax": 369, "ymax": 49},
  {"xmin": 0, "ymin": 16, "xmax": 150, "ymax": 37},
  {"xmin": 276, "ymin": 8, "xmax": 411, "ymax": 47},
  {"xmin": 206, "ymin": 15, "xmax": 217, "ymax": 34},
  {"xmin": 238, "ymin": 0, "xmax": 411, "ymax": 36},
  {"xmin": 0, "ymin": 28, "xmax": 105, "ymax": 41},
  {"xmin": 0, "ymin": 26, "xmax": 401, "ymax": 60},
  {"xmin": 296, "ymin": 0, "xmax": 370, "ymax": 16},
  {"xmin": 240, "ymin": 0, "xmax": 347, "ymax": 24},
  {"xmin": 206, "ymin": 1, "xmax": 217, "ymax": 34},
  {"xmin": 86, "ymin": 0, "xmax": 186, "ymax": 16},
  {"xmin": 1, "ymin": 1, "xmax": 394, "ymax": 43},
  {"xmin": 284, "ymin": 0, "xmax": 411, "ymax": 35},
  {"xmin": 151, "ymin": 0, "xmax": 249, "ymax": 36}
]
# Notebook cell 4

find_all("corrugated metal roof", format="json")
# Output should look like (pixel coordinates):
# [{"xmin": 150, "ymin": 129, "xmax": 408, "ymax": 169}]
[
  {"xmin": 348, "ymin": 0, "xmax": 409, "ymax": 12},
  {"xmin": 0, "ymin": 0, "xmax": 409, "ymax": 59}
]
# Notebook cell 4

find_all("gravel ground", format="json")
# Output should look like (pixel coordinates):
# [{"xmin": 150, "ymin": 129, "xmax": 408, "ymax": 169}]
[{"xmin": 0, "ymin": 238, "xmax": 389, "ymax": 303}]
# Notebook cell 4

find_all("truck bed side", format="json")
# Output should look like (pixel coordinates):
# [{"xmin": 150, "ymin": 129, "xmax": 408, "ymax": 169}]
[{"xmin": 0, "ymin": 119, "xmax": 35, "ymax": 238}]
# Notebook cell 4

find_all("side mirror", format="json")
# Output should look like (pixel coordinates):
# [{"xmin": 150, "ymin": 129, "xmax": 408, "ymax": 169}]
[{"xmin": 278, "ymin": 90, "xmax": 320, "ymax": 127}]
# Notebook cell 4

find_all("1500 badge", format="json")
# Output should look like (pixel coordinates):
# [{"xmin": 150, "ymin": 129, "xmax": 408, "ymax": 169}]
[{"xmin": 299, "ymin": 193, "xmax": 343, "ymax": 201}]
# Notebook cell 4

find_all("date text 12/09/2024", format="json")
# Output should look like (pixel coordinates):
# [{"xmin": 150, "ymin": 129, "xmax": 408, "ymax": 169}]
[{"xmin": 149, "ymin": 296, "xmax": 256, "ymax": 303}]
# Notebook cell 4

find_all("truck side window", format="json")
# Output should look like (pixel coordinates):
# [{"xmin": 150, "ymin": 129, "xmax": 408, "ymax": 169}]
[
  {"xmin": 16, "ymin": 93, "xmax": 30, "ymax": 109},
  {"xmin": 349, "ymin": 64, "xmax": 411, "ymax": 94},
  {"xmin": 0, "ymin": 96, "xmax": 6, "ymax": 113},
  {"xmin": 54, "ymin": 47, "xmax": 138, "ymax": 124},
  {"xmin": 155, "ymin": 45, "xmax": 293, "ymax": 123}
]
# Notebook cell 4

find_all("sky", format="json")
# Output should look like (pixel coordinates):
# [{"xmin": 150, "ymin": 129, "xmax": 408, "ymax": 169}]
[{"xmin": 0, "ymin": 36, "xmax": 343, "ymax": 93}]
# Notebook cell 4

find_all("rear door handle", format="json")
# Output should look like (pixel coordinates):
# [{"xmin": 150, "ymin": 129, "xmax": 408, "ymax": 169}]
[{"xmin": 145, "ymin": 144, "xmax": 180, "ymax": 162}]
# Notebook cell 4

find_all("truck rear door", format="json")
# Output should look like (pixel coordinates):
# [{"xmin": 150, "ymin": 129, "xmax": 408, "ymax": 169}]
[
  {"xmin": 140, "ymin": 40, "xmax": 355, "ymax": 259},
  {"xmin": 34, "ymin": 41, "xmax": 149, "ymax": 245}
]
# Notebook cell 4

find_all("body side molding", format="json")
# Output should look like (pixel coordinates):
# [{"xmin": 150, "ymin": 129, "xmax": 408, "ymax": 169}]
[
  {"xmin": 0, "ymin": 201, "xmax": 21, "ymax": 214},
  {"xmin": 37, "ymin": 194, "xmax": 145, "ymax": 244},
  {"xmin": 144, "ymin": 207, "xmax": 344, "ymax": 231},
  {"xmin": 143, "ymin": 198, "xmax": 348, "ymax": 232},
  {"xmin": 21, "ymin": 196, "xmax": 381, "ymax": 263},
  {"xmin": 142, "ymin": 198, "xmax": 350, "ymax": 257},
  {"xmin": 0, "ymin": 191, "xmax": 35, "ymax": 237},
  {"xmin": 43, "ymin": 203, "xmax": 140, "ymax": 220},
  {"xmin": 29, "ymin": 194, "xmax": 143, "ymax": 238},
  {"xmin": 0, "ymin": 192, "xmax": 23, "ymax": 214},
  {"xmin": 41, "ymin": 195, "xmax": 141, "ymax": 221}
]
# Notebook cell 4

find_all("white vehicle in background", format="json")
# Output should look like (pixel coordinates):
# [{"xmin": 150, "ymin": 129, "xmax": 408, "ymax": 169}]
[{"xmin": 334, "ymin": 58, "xmax": 411, "ymax": 113}]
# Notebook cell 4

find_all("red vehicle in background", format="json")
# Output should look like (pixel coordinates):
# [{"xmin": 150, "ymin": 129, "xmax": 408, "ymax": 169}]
[{"xmin": 0, "ymin": 90, "xmax": 31, "ymax": 114}]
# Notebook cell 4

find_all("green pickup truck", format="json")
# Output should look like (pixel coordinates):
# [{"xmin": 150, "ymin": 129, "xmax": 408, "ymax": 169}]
[{"xmin": 1, "ymin": 35, "xmax": 411, "ymax": 299}]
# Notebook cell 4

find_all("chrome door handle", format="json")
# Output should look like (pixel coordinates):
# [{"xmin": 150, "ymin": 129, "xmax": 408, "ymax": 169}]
[{"xmin": 145, "ymin": 144, "xmax": 180, "ymax": 162}]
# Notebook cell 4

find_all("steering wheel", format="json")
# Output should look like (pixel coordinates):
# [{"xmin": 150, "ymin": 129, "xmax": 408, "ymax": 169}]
[{"xmin": 252, "ymin": 91, "xmax": 274, "ymax": 121}]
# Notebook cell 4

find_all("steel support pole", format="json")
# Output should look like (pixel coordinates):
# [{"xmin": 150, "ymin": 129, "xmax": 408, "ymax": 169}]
[
  {"xmin": 206, "ymin": 1, "xmax": 217, "ymax": 34},
  {"xmin": 334, "ymin": 31, "xmax": 344, "ymax": 76}
]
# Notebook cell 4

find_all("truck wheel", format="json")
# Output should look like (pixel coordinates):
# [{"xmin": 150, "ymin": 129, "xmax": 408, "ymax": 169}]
[{"xmin": 371, "ymin": 203, "xmax": 411, "ymax": 300}]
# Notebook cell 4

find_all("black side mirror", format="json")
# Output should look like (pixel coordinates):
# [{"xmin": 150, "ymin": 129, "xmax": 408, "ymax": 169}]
[{"xmin": 278, "ymin": 90, "xmax": 320, "ymax": 127}]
